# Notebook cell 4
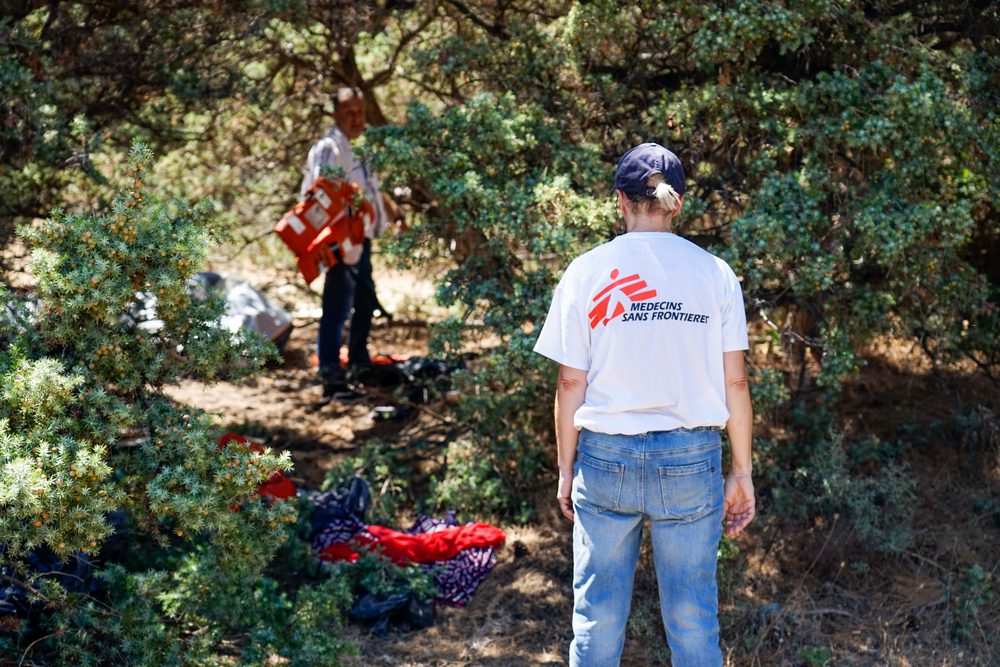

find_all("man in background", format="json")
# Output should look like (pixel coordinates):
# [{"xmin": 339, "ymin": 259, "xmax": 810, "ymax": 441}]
[{"xmin": 300, "ymin": 86, "xmax": 397, "ymax": 404}]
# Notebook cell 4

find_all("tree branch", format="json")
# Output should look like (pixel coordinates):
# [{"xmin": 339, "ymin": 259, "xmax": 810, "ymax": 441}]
[
  {"xmin": 370, "ymin": 14, "xmax": 436, "ymax": 88},
  {"xmin": 441, "ymin": 0, "xmax": 510, "ymax": 39}
]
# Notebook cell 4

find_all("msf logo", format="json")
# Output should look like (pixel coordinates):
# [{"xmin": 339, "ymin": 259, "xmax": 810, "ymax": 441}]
[{"xmin": 588, "ymin": 269, "xmax": 657, "ymax": 329}]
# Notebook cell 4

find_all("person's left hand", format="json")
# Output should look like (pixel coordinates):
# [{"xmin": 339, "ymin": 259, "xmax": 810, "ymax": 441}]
[
  {"xmin": 723, "ymin": 472, "xmax": 755, "ymax": 537},
  {"xmin": 557, "ymin": 469, "xmax": 574, "ymax": 521}
]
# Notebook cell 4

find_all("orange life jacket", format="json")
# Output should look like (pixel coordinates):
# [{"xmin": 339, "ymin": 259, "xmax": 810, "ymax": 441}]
[{"xmin": 274, "ymin": 177, "xmax": 374, "ymax": 283}]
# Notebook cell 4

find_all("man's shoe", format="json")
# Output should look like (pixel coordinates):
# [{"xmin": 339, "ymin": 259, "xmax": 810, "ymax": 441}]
[
  {"xmin": 312, "ymin": 390, "xmax": 336, "ymax": 409},
  {"xmin": 322, "ymin": 380, "xmax": 366, "ymax": 404},
  {"xmin": 332, "ymin": 388, "xmax": 366, "ymax": 403},
  {"xmin": 345, "ymin": 362, "xmax": 374, "ymax": 384},
  {"xmin": 315, "ymin": 381, "xmax": 350, "ymax": 407}
]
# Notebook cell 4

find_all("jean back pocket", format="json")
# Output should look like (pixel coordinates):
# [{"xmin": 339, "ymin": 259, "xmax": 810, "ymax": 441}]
[
  {"xmin": 657, "ymin": 459, "xmax": 716, "ymax": 521},
  {"xmin": 573, "ymin": 452, "xmax": 625, "ymax": 514}
]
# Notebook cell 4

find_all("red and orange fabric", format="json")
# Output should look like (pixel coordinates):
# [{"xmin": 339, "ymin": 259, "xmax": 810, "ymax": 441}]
[{"xmin": 318, "ymin": 522, "xmax": 506, "ymax": 566}]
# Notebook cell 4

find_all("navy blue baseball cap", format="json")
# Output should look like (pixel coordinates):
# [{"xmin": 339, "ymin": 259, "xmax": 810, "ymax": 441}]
[{"xmin": 613, "ymin": 143, "xmax": 686, "ymax": 198}]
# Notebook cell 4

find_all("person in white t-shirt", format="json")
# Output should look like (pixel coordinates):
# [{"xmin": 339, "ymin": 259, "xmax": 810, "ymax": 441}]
[
  {"xmin": 533, "ymin": 143, "xmax": 755, "ymax": 667},
  {"xmin": 300, "ymin": 87, "xmax": 394, "ymax": 403}
]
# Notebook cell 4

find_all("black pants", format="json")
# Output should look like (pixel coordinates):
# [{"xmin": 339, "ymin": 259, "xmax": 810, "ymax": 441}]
[
  {"xmin": 347, "ymin": 238, "xmax": 375, "ymax": 367},
  {"xmin": 319, "ymin": 238, "xmax": 374, "ymax": 383}
]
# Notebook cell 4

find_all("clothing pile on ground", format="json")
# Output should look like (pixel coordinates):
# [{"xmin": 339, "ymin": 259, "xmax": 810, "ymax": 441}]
[
  {"xmin": 220, "ymin": 437, "xmax": 504, "ymax": 633},
  {"xmin": 3, "ymin": 438, "xmax": 502, "ymax": 639},
  {"xmin": 132, "ymin": 272, "xmax": 293, "ymax": 351},
  {"xmin": 321, "ymin": 350, "xmax": 463, "ymax": 406},
  {"xmin": 310, "ymin": 481, "xmax": 504, "ymax": 601},
  {"xmin": 310, "ymin": 475, "xmax": 504, "ymax": 634},
  {"xmin": 189, "ymin": 273, "xmax": 293, "ymax": 351},
  {"xmin": 4, "ymin": 273, "xmax": 292, "ymax": 352}
]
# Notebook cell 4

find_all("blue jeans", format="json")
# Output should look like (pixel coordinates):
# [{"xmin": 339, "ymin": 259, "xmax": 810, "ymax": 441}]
[
  {"xmin": 570, "ymin": 428, "xmax": 724, "ymax": 667},
  {"xmin": 318, "ymin": 239, "xmax": 374, "ymax": 383}
]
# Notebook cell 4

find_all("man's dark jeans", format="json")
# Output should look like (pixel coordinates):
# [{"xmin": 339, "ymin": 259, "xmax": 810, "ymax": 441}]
[{"xmin": 318, "ymin": 238, "xmax": 374, "ymax": 386}]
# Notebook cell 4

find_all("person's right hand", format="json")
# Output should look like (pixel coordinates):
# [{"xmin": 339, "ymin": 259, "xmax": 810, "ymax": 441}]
[
  {"xmin": 557, "ymin": 469, "xmax": 574, "ymax": 521},
  {"xmin": 723, "ymin": 472, "xmax": 755, "ymax": 537}
]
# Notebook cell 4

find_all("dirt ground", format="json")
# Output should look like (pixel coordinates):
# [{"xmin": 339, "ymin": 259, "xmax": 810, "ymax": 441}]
[{"xmin": 166, "ymin": 262, "xmax": 1000, "ymax": 667}]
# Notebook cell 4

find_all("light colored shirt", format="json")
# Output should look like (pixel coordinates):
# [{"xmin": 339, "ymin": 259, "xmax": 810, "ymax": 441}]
[
  {"xmin": 533, "ymin": 231, "xmax": 749, "ymax": 434},
  {"xmin": 300, "ymin": 126, "xmax": 387, "ymax": 238}
]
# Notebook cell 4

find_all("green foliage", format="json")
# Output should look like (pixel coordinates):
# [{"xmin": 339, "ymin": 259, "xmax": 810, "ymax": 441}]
[
  {"xmin": 19, "ymin": 147, "xmax": 274, "ymax": 389},
  {"xmin": 360, "ymin": 2, "xmax": 1000, "ymax": 539},
  {"xmin": 756, "ymin": 427, "xmax": 916, "ymax": 555},
  {"xmin": 0, "ymin": 407, "xmax": 116, "ymax": 558},
  {"xmin": 323, "ymin": 441, "xmax": 412, "ymax": 526},
  {"xmin": 748, "ymin": 367, "xmax": 791, "ymax": 422},
  {"xmin": 718, "ymin": 535, "xmax": 740, "ymax": 563},
  {"xmin": 972, "ymin": 495, "xmax": 1000, "ymax": 529},
  {"xmin": 159, "ymin": 552, "xmax": 355, "ymax": 667},
  {"xmin": 946, "ymin": 564, "xmax": 994, "ymax": 644},
  {"xmin": 798, "ymin": 645, "xmax": 834, "ymax": 667},
  {"xmin": 722, "ymin": 51, "xmax": 1000, "ymax": 389},
  {"xmin": 0, "ymin": 2, "xmax": 319, "ymax": 254},
  {"xmin": 0, "ymin": 145, "xmax": 354, "ymax": 665},
  {"xmin": 42, "ymin": 566, "xmax": 203, "ymax": 667},
  {"xmin": 955, "ymin": 406, "xmax": 1000, "ymax": 453},
  {"xmin": 341, "ymin": 551, "xmax": 440, "ymax": 602},
  {"xmin": 319, "ymin": 163, "xmax": 347, "ymax": 181},
  {"xmin": 35, "ymin": 561, "xmax": 356, "ymax": 667},
  {"xmin": 367, "ymin": 92, "xmax": 612, "ymax": 512},
  {"xmin": 839, "ymin": 461, "xmax": 916, "ymax": 555},
  {"xmin": 424, "ymin": 437, "xmax": 532, "ymax": 522}
]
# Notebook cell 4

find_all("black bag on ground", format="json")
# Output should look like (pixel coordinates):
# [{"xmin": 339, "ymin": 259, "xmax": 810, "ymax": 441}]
[
  {"xmin": 349, "ymin": 591, "xmax": 435, "ymax": 637},
  {"xmin": 310, "ymin": 476, "xmax": 371, "ymax": 537}
]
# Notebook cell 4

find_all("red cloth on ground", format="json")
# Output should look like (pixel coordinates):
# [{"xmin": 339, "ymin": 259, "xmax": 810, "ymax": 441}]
[
  {"xmin": 319, "ymin": 522, "xmax": 506, "ymax": 565},
  {"xmin": 258, "ymin": 474, "xmax": 297, "ymax": 501}
]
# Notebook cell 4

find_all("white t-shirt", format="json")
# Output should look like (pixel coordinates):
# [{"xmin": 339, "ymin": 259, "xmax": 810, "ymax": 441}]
[
  {"xmin": 300, "ymin": 126, "xmax": 387, "ymax": 239},
  {"xmin": 533, "ymin": 232, "xmax": 749, "ymax": 435}
]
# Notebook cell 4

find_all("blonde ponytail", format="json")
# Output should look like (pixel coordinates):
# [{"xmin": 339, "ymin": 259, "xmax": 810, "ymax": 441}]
[{"xmin": 648, "ymin": 173, "xmax": 681, "ymax": 217}]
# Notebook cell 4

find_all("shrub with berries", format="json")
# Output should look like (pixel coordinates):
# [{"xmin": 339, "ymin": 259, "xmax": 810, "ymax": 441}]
[{"xmin": 0, "ymin": 142, "xmax": 353, "ymax": 665}]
